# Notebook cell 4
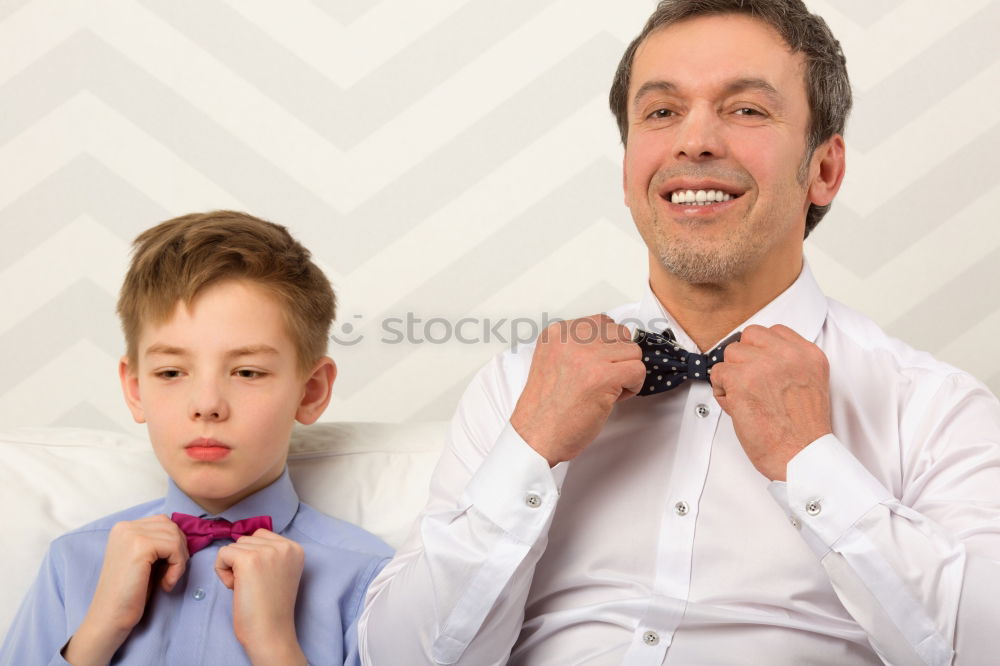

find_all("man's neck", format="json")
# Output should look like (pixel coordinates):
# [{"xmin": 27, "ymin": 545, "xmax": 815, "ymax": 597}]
[{"xmin": 648, "ymin": 253, "xmax": 804, "ymax": 352}]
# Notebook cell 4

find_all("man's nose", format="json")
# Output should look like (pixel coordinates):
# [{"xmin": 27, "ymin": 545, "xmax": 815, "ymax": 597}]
[
  {"xmin": 189, "ymin": 379, "xmax": 229, "ymax": 422},
  {"xmin": 673, "ymin": 103, "xmax": 725, "ymax": 161}
]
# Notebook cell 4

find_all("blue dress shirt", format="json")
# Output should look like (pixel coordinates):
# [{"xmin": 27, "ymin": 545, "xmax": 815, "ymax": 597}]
[{"xmin": 1, "ymin": 469, "xmax": 392, "ymax": 665}]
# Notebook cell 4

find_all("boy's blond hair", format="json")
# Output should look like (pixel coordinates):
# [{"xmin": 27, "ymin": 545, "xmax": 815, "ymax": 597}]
[{"xmin": 117, "ymin": 210, "xmax": 335, "ymax": 375}]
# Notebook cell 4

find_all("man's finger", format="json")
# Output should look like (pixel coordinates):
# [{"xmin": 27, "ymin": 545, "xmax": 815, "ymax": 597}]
[
  {"xmin": 613, "ymin": 359, "xmax": 647, "ymax": 398},
  {"xmin": 737, "ymin": 324, "xmax": 773, "ymax": 347},
  {"xmin": 768, "ymin": 324, "xmax": 805, "ymax": 343}
]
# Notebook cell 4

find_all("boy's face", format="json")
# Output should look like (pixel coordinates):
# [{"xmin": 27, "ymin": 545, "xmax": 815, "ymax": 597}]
[{"xmin": 120, "ymin": 279, "xmax": 335, "ymax": 515}]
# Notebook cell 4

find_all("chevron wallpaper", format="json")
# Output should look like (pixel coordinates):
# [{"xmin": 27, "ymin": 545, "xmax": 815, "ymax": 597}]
[{"xmin": 1, "ymin": 0, "xmax": 997, "ymax": 438}]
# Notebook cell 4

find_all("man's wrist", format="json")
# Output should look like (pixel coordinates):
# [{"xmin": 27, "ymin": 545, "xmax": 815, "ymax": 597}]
[{"xmin": 509, "ymin": 415, "xmax": 560, "ymax": 467}]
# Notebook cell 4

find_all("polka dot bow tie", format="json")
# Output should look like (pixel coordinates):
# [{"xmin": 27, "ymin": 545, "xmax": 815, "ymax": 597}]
[
  {"xmin": 633, "ymin": 328, "xmax": 741, "ymax": 396},
  {"xmin": 171, "ymin": 512, "xmax": 273, "ymax": 555}
]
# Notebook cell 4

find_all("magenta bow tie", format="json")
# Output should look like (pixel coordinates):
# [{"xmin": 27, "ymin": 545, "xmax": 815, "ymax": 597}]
[{"xmin": 171, "ymin": 512, "xmax": 273, "ymax": 555}]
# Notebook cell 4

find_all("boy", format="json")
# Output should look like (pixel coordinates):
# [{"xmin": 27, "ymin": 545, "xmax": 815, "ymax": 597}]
[{"xmin": 0, "ymin": 211, "xmax": 392, "ymax": 665}]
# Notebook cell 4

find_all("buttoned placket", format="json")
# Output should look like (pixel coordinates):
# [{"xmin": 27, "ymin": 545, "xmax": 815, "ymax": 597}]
[
  {"xmin": 623, "ymin": 380, "xmax": 722, "ymax": 664},
  {"xmin": 169, "ymin": 545, "xmax": 219, "ymax": 663}
]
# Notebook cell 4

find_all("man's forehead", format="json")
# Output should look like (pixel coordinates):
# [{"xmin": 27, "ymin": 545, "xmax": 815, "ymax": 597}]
[{"xmin": 630, "ymin": 13, "xmax": 805, "ymax": 93}]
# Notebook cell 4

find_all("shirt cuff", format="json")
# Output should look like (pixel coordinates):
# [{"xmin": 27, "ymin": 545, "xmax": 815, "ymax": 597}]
[
  {"xmin": 462, "ymin": 422, "xmax": 566, "ymax": 544},
  {"xmin": 769, "ymin": 434, "xmax": 894, "ymax": 558}
]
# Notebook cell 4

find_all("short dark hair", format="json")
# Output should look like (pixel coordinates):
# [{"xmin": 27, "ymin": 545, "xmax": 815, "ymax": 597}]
[
  {"xmin": 609, "ymin": 0, "xmax": 852, "ymax": 236},
  {"xmin": 117, "ymin": 210, "xmax": 335, "ymax": 375}
]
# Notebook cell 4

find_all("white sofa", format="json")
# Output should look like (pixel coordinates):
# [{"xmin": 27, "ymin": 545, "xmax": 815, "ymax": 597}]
[{"xmin": 0, "ymin": 422, "xmax": 448, "ymax": 637}]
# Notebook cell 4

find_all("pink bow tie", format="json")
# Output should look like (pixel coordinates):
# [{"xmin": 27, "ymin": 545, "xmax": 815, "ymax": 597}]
[{"xmin": 171, "ymin": 512, "xmax": 273, "ymax": 555}]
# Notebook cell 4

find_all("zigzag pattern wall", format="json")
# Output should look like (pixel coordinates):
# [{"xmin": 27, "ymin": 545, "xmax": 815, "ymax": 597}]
[{"xmin": 1, "ymin": 0, "xmax": 997, "ymax": 435}]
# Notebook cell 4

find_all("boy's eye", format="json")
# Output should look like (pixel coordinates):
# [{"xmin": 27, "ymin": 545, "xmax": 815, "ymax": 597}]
[
  {"xmin": 155, "ymin": 369, "xmax": 182, "ymax": 379},
  {"xmin": 234, "ymin": 368, "xmax": 265, "ymax": 379}
]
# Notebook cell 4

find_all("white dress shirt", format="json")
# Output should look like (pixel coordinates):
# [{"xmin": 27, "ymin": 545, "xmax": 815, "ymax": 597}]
[{"xmin": 359, "ymin": 264, "xmax": 1000, "ymax": 666}]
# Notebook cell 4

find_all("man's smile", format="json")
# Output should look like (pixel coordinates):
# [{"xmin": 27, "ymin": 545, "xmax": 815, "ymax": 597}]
[
  {"xmin": 655, "ymin": 178, "xmax": 749, "ymax": 214},
  {"xmin": 668, "ymin": 189, "xmax": 736, "ymax": 205}
]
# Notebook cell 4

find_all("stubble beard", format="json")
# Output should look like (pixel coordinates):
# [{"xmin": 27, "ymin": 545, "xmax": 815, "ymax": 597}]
[
  {"xmin": 650, "ymin": 206, "xmax": 764, "ymax": 285},
  {"xmin": 648, "ymin": 151, "xmax": 812, "ymax": 285}
]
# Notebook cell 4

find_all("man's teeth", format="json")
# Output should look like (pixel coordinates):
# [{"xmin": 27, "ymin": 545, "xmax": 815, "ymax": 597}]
[{"xmin": 670, "ymin": 189, "xmax": 734, "ymax": 205}]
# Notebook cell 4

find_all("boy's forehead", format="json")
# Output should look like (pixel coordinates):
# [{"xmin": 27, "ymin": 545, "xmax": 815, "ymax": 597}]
[{"xmin": 137, "ymin": 280, "xmax": 297, "ymax": 358}]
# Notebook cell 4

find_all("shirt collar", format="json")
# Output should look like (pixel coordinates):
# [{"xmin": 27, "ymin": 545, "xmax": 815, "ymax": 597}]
[
  {"xmin": 632, "ymin": 261, "xmax": 828, "ymax": 352},
  {"xmin": 164, "ymin": 467, "xmax": 299, "ymax": 533}
]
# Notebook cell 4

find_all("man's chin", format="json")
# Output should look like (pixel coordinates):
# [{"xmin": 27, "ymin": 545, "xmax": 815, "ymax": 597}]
[{"xmin": 655, "ymin": 247, "xmax": 749, "ymax": 285}]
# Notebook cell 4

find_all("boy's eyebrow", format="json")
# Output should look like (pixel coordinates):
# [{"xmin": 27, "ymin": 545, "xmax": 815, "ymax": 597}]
[
  {"xmin": 144, "ymin": 344, "xmax": 281, "ymax": 357},
  {"xmin": 632, "ymin": 77, "xmax": 783, "ymax": 112},
  {"xmin": 145, "ymin": 343, "xmax": 187, "ymax": 357},
  {"xmin": 227, "ymin": 345, "xmax": 280, "ymax": 357}
]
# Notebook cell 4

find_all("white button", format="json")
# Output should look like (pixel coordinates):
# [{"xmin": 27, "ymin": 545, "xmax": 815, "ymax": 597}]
[
  {"xmin": 805, "ymin": 500, "xmax": 822, "ymax": 516},
  {"xmin": 525, "ymin": 492, "xmax": 542, "ymax": 508},
  {"xmin": 193, "ymin": 588, "xmax": 206, "ymax": 600},
  {"xmin": 643, "ymin": 630, "xmax": 660, "ymax": 646},
  {"xmin": 674, "ymin": 501, "xmax": 689, "ymax": 516},
  {"xmin": 789, "ymin": 517, "xmax": 800, "ymax": 529},
  {"xmin": 695, "ymin": 404, "xmax": 710, "ymax": 418}
]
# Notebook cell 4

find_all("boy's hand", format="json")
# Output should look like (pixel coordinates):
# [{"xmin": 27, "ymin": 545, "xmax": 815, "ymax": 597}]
[
  {"xmin": 215, "ymin": 529, "xmax": 307, "ymax": 665},
  {"xmin": 64, "ymin": 515, "xmax": 188, "ymax": 666}
]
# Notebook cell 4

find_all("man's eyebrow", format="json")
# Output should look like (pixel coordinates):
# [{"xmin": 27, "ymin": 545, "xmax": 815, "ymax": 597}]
[
  {"xmin": 721, "ymin": 78, "xmax": 783, "ymax": 105},
  {"xmin": 632, "ymin": 80, "xmax": 678, "ymax": 113},
  {"xmin": 631, "ymin": 78, "xmax": 784, "ymax": 113}
]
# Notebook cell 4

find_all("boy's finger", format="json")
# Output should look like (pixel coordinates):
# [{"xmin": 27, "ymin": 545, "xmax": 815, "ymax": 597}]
[
  {"xmin": 214, "ymin": 547, "xmax": 237, "ymax": 589},
  {"xmin": 215, "ymin": 566, "xmax": 236, "ymax": 590},
  {"xmin": 159, "ymin": 539, "xmax": 189, "ymax": 592}
]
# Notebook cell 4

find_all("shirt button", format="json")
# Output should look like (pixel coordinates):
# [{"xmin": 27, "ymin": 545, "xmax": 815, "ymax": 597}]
[
  {"xmin": 525, "ymin": 492, "xmax": 542, "ymax": 508},
  {"xmin": 643, "ymin": 630, "xmax": 660, "ymax": 646},
  {"xmin": 805, "ymin": 500, "xmax": 822, "ymax": 516},
  {"xmin": 789, "ymin": 517, "xmax": 800, "ymax": 529},
  {"xmin": 192, "ymin": 588, "xmax": 206, "ymax": 601},
  {"xmin": 695, "ymin": 404, "xmax": 710, "ymax": 418},
  {"xmin": 674, "ymin": 501, "xmax": 689, "ymax": 516}
]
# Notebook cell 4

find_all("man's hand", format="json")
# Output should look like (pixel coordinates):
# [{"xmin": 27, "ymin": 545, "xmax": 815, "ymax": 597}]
[
  {"xmin": 215, "ymin": 529, "xmax": 307, "ymax": 666},
  {"xmin": 710, "ymin": 324, "xmax": 833, "ymax": 481},
  {"xmin": 510, "ymin": 314, "xmax": 646, "ymax": 466},
  {"xmin": 64, "ymin": 515, "xmax": 188, "ymax": 666}
]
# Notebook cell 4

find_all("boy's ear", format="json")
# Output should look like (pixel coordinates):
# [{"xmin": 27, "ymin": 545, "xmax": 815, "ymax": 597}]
[
  {"xmin": 119, "ymin": 356, "xmax": 146, "ymax": 424},
  {"xmin": 295, "ymin": 357, "xmax": 336, "ymax": 425}
]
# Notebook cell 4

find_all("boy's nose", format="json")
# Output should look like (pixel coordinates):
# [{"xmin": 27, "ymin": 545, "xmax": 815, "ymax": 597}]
[
  {"xmin": 190, "ymin": 386, "xmax": 229, "ymax": 421},
  {"xmin": 192, "ymin": 407, "xmax": 226, "ymax": 421}
]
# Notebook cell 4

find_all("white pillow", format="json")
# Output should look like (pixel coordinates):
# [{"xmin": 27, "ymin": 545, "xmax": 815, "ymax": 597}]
[{"xmin": 0, "ymin": 422, "xmax": 446, "ymax": 637}]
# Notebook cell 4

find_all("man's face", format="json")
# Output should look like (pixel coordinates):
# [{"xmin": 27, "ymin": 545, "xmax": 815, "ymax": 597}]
[
  {"xmin": 120, "ymin": 279, "xmax": 320, "ymax": 514},
  {"xmin": 623, "ymin": 14, "xmax": 819, "ymax": 285}
]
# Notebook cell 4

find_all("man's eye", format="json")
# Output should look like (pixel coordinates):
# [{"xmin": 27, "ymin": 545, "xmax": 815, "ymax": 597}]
[
  {"xmin": 734, "ymin": 107, "xmax": 763, "ymax": 116},
  {"xmin": 647, "ymin": 108, "xmax": 674, "ymax": 119}
]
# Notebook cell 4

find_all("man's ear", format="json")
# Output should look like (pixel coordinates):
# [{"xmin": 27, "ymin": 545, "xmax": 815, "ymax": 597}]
[
  {"xmin": 807, "ymin": 134, "xmax": 846, "ymax": 208},
  {"xmin": 295, "ymin": 357, "xmax": 337, "ymax": 425},
  {"xmin": 119, "ymin": 356, "xmax": 146, "ymax": 424},
  {"xmin": 622, "ymin": 156, "xmax": 630, "ymax": 207}
]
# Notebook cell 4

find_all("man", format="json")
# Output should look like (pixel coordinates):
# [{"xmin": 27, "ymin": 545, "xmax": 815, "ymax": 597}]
[{"xmin": 359, "ymin": 1, "xmax": 1000, "ymax": 664}]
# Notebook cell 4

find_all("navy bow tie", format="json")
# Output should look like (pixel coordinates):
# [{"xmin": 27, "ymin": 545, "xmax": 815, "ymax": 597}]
[{"xmin": 634, "ymin": 328, "xmax": 741, "ymax": 396}]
